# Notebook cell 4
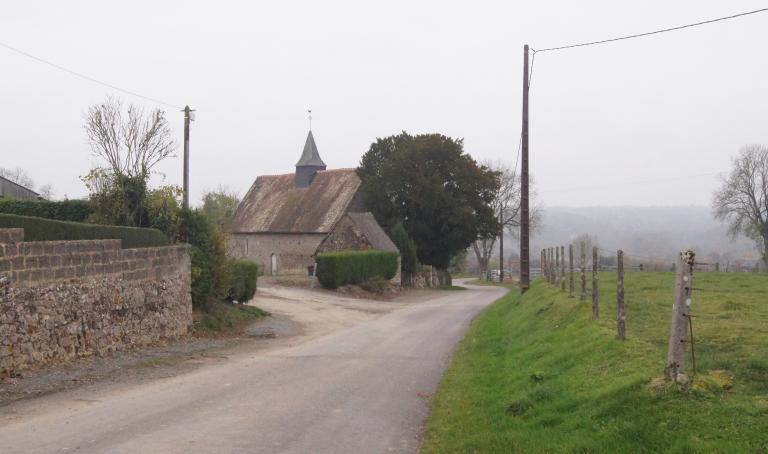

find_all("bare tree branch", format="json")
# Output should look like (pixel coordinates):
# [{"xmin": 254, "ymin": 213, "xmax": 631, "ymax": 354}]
[
  {"xmin": 471, "ymin": 160, "xmax": 543, "ymax": 277},
  {"xmin": 713, "ymin": 144, "xmax": 768, "ymax": 266},
  {"xmin": 84, "ymin": 96, "xmax": 176, "ymax": 180},
  {"xmin": 0, "ymin": 167, "xmax": 35, "ymax": 190}
]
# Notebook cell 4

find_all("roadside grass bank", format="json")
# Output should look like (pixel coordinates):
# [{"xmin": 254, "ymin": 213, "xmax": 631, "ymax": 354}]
[
  {"xmin": 465, "ymin": 278, "xmax": 518, "ymax": 291},
  {"xmin": 423, "ymin": 272, "xmax": 768, "ymax": 453},
  {"xmin": 194, "ymin": 303, "xmax": 269, "ymax": 335}
]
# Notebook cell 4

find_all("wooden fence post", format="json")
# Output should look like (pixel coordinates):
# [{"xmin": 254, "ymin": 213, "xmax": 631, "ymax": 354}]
[
  {"xmin": 547, "ymin": 247, "xmax": 552, "ymax": 284},
  {"xmin": 549, "ymin": 248, "xmax": 554, "ymax": 284},
  {"xmin": 555, "ymin": 247, "xmax": 560, "ymax": 287},
  {"xmin": 617, "ymin": 250, "xmax": 625, "ymax": 340},
  {"xmin": 560, "ymin": 245, "xmax": 566, "ymax": 291},
  {"xmin": 592, "ymin": 246, "xmax": 599, "ymax": 319},
  {"xmin": 568, "ymin": 244, "xmax": 575, "ymax": 298},
  {"xmin": 580, "ymin": 246, "xmax": 587, "ymax": 301},
  {"xmin": 541, "ymin": 249, "xmax": 546, "ymax": 280},
  {"xmin": 665, "ymin": 250, "xmax": 695, "ymax": 383}
]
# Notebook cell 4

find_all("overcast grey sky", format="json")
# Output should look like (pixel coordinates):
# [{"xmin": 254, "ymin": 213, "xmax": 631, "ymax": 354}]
[{"xmin": 1, "ymin": 1, "xmax": 766, "ymax": 207}]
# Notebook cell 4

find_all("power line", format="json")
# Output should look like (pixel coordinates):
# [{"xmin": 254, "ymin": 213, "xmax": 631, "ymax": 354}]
[
  {"xmin": 533, "ymin": 7, "xmax": 768, "ymax": 53},
  {"xmin": 0, "ymin": 40, "xmax": 181, "ymax": 109}
]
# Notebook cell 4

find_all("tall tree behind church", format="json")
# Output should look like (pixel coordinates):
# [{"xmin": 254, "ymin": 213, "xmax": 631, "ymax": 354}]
[{"xmin": 357, "ymin": 132, "xmax": 499, "ymax": 273}]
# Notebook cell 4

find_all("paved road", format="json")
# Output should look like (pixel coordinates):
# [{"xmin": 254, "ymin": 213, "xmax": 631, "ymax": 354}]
[{"xmin": 0, "ymin": 282, "xmax": 506, "ymax": 454}]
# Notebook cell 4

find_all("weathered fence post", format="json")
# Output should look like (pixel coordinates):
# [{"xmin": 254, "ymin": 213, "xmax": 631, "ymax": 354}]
[
  {"xmin": 592, "ymin": 246, "xmax": 599, "ymax": 319},
  {"xmin": 568, "ymin": 244, "xmax": 575, "ymax": 297},
  {"xmin": 560, "ymin": 246, "xmax": 566, "ymax": 291},
  {"xmin": 580, "ymin": 246, "xmax": 587, "ymax": 301},
  {"xmin": 555, "ymin": 247, "xmax": 560, "ymax": 287},
  {"xmin": 715, "ymin": 262, "xmax": 720, "ymax": 272},
  {"xmin": 541, "ymin": 249, "xmax": 546, "ymax": 280},
  {"xmin": 665, "ymin": 250, "xmax": 695, "ymax": 383},
  {"xmin": 549, "ymin": 248, "xmax": 554, "ymax": 284},
  {"xmin": 551, "ymin": 247, "xmax": 555, "ymax": 285},
  {"xmin": 617, "ymin": 250, "xmax": 625, "ymax": 340}
]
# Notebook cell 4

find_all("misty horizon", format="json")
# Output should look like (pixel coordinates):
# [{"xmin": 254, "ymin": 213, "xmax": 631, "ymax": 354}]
[{"xmin": 2, "ymin": 1, "xmax": 767, "ymax": 208}]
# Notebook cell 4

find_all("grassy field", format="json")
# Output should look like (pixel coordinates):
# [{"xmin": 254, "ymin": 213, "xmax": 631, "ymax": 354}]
[{"xmin": 423, "ymin": 272, "xmax": 768, "ymax": 453}]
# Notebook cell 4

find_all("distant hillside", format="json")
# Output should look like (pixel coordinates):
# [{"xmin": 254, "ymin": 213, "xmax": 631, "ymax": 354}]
[{"xmin": 529, "ymin": 206, "xmax": 757, "ymax": 263}]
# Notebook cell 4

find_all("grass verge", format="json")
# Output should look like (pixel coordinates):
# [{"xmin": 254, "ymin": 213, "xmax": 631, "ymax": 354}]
[
  {"xmin": 465, "ymin": 278, "xmax": 519, "ymax": 291},
  {"xmin": 193, "ymin": 302, "xmax": 269, "ymax": 335},
  {"xmin": 422, "ymin": 272, "xmax": 768, "ymax": 453}
]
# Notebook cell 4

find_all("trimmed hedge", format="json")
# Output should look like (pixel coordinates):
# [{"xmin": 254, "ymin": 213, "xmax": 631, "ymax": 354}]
[
  {"xmin": 0, "ymin": 213, "xmax": 169, "ymax": 249},
  {"xmin": 316, "ymin": 250, "xmax": 398, "ymax": 289},
  {"xmin": 226, "ymin": 259, "xmax": 259, "ymax": 303},
  {"xmin": 0, "ymin": 199, "xmax": 93, "ymax": 222}
]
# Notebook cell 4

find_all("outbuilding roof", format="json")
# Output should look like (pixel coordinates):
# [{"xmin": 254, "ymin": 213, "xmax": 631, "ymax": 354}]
[
  {"xmin": 345, "ymin": 212, "xmax": 399, "ymax": 253},
  {"xmin": 232, "ymin": 168, "xmax": 361, "ymax": 233}
]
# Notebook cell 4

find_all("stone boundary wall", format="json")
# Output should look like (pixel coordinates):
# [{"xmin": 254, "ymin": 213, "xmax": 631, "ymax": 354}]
[{"xmin": 0, "ymin": 228, "xmax": 192, "ymax": 376}]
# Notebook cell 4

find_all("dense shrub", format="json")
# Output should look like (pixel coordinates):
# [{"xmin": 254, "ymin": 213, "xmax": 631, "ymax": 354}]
[
  {"xmin": 226, "ymin": 259, "xmax": 258, "ymax": 303},
  {"xmin": 316, "ymin": 250, "xmax": 398, "ymax": 289},
  {"xmin": 0, "ymin": 199, "xmax": 93, "ymax": 222},
  {"xmin": 0, "ymin": 213, "xmax": 168, "ymax": 248},
  {"xmin": 360, "ymin": 275, "xmax": 388, "ymax": 294},
  {"xmin": 177, "ymin": 209, "xmax": 229, "ymax": 309}
]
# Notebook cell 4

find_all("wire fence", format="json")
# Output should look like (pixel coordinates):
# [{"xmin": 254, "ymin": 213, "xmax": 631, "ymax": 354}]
[{"xmin": 535, "ymin": 243, "xmax": 710, "ymax": 383}]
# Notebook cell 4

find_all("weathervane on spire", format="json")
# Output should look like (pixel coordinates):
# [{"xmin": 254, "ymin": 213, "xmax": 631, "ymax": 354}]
[{"xmin": 308, "ymin": 109, "xmax": 312, "ymax": 131}]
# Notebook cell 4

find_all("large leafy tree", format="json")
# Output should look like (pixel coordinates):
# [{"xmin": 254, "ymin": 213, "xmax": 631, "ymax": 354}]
[{"xmin": 358, "ymin": 132, "xmax": 499, "ymax": 271}]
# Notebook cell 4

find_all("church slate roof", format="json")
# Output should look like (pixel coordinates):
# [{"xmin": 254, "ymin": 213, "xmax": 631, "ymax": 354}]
[
  {"xmin": 232, "ymin": 168, "xmax": 361, "ymax": 233},
  {"xmin": 295, "ymin": 131, "xmax": 326, "ymax": 167},
  {"xmin": 345, "ymin": 212, "xmax": 399, "ymax": 253}
]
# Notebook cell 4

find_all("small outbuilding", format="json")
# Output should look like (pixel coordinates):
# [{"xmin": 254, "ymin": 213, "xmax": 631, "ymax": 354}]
[{"xmin": 0, "ymin": 175, "xmax": 39, "ymax": 200}]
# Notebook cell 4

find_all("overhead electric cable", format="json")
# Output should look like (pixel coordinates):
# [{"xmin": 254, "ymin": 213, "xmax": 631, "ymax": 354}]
[
  {"xmin": 533, "ymin": 7, "xmax": 768, "ymax": 53},
  {"xmin": 0, "ymin": 40, "xmax": 181, "ymax": 109}
]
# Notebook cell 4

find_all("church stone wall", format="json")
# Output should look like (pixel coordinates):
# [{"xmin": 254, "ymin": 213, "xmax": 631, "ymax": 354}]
[{"xmin": 229, "ymin": 232, "xmax": 325, "ymax": 276}]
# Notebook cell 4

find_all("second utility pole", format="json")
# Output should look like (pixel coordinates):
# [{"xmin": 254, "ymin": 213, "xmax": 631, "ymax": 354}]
[
  {"xmin": 183, "ymin": 105, "xmax": 193, "ymax": 209},
  {"xmin": 519, "ymin": 44, "xmax": 530, "ymax": 292}
]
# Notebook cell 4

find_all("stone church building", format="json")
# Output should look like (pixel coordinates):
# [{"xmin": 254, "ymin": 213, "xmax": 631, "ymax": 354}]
[{"xmin": 230, "ymin": 131, "xmax": 398, "ymax": 275}]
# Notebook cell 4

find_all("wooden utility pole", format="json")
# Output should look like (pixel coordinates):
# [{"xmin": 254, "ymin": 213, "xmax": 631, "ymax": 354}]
[
  {"xmin": 592, "ymin": 246, "xmax": 599, "ymax": 319},
  {"xmin": 182, "ymin": 105, "xmax": 194, "ymax": 210},
  {"xmin": 665, "ymin": 250, "xmax": 695, "ymax": 383},
  {"xmin": 519, "ymin": 44, "xmax": 530, "ymax": 293},
  {"xmin": 569, "ymin": 244, "xmax": 575, "ymax": 297},
  {"xmin": 617, "ymin": 250, "xmax": 626, "ymax": 340},
  {"xmin": 499, "ymin": 206, "xmax": 504, "ymax": 282}
]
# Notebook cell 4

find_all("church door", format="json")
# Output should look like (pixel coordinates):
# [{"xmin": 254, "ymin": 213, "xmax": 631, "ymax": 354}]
[{"xmin": 271, "ymin": 253, "xmax": 278, "ymax": 276}]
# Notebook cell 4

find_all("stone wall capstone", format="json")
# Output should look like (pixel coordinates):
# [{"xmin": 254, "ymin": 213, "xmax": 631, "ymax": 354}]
[{"xmin": 0, "ymin": 228, "xmax": 192, "ymax": 376}]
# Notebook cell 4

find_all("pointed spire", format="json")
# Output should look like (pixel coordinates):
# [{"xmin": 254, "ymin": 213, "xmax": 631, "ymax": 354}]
[{"xmin": 295, "ymin": 130, "xmax": 326, "ymax": 167}]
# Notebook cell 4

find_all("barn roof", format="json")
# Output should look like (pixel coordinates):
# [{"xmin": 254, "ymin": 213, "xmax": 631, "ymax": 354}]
[
  {"xmin": 346, "ymin": 212, "xmax": 399, "ymax": 253},
  {"xmin": 232, "ymin": 168, "xmax": 361, "ymax": 233}
]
